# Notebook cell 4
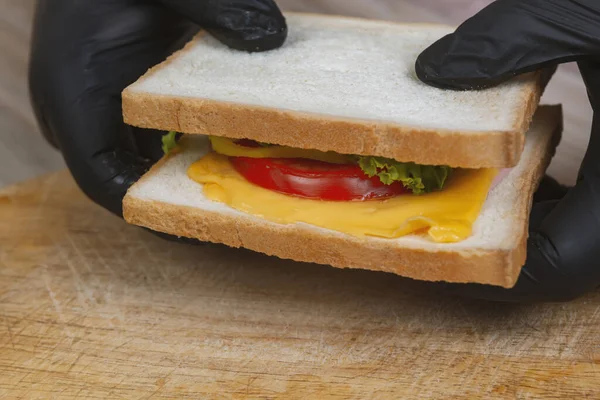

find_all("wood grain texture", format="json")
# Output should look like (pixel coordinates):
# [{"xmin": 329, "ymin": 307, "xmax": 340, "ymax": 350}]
[{"xmin": 0, "ymin": 172, "xmax": 599, "ymax": 398}]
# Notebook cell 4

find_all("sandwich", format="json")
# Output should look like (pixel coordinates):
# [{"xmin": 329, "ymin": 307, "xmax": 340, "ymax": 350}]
[{"xmin": 121, "ymin": 13, "xmax": 562, "ymax": 289}]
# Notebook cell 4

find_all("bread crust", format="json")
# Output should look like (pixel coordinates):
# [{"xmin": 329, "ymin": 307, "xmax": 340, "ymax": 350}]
[
  {"xmin": 123, "ymin": 106, "xmax": 563, "ymax": 288},
  {"xmin": 121, "ymin": 13, "xmax": 548, "ymax": 169}
]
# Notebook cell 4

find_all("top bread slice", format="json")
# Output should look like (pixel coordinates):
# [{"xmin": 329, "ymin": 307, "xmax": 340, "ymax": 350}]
[
  {"xmin": 122, "ymin": 13, "xmax": 547, "ymax": 169},
  {"xmin": 123, "ymin": 105, "xmax": 563, "ymax": 289}
]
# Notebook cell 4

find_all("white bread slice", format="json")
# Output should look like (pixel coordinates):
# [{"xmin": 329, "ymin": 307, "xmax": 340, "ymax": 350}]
[
  {"xmin": 122, "ymin": 12, "xmax": 546, "ymax": 169},
  {"xmin": 123, "ymin": 105, "xmax": 563, "ymax": 289}
]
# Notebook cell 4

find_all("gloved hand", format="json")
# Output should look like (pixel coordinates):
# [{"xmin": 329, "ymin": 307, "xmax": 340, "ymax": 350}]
[
  {"xmin": 415, "ymin": 0, "xmax": 600, "ymax": 302},
  {"xmin": 29, "ymin": 0, "xmax": 287, "ymax": 218}
]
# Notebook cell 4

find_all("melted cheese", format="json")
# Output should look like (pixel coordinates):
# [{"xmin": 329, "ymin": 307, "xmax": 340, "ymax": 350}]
[{"xmin": 187, "ymin": 153, "xmax": 497, "ymax": 243}]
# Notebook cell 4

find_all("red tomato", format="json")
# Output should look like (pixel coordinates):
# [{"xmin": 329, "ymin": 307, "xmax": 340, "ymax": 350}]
[{"xmin": 229, "ymin": 156, "xmax": 408, "ymax": 201}]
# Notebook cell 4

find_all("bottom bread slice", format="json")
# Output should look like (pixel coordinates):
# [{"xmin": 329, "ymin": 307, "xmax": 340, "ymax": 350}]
[{"xmin": 123, "ymin": 105, "xmax": 562, "ymax": 288}]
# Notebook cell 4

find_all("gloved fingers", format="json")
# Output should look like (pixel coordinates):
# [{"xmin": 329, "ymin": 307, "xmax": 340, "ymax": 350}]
[
  {"xmin": 29, "ymin": 1, "xmax": 200, "ymax": 216},
  {"xmin": 436, "ymin": 231, "xmax": 573, "ymax": 304},
  {"xmin": 91, "ymin": 150, "xmax": 153, "ymax": 215},
  {"xmin": 132, "ymin": 127, "xmax": 173, "ymax": 164},
  {"xmin": 30, "ymin": 101, "xmax": 59, "ymax": 150},
  {"xmin": 435, "ymin": 198, "xmax": 562, "ymax": 303},
  {"xmin": 529, "ymin": 199, "xmax": 561, "ymax": 229},
  {"xmin": 579, "ymin": 59, "xmax": 600, "ymax": 115},
  {"xmin": 157, "ymin": 0, "xmax": 287, "ymax": 52},
  {"xmin": 415, "ymin": 0, "xmax": 600, "ymax": 90},
  {"xmin": 533, "ymin": 175, "xmax": 570, "ymax": 204},
  {"xmin": 441, "ymin": 175, "xmax": 600, "ymax": 303}
]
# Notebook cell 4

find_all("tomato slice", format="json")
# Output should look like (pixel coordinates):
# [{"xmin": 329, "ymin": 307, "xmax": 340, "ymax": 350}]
[{"xmin": 229, "ymin": 156, "xmax": 408, "ymax": 201}]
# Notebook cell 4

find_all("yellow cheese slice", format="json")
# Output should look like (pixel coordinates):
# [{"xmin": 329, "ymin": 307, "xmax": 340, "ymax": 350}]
[{"xmin": 188, "ymin": 153, "xmax": 497, "ymax": 243}]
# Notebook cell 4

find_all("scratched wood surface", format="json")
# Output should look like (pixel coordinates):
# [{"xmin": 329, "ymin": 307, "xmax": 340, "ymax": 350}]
[
  {"xmin": 0, "ymin": 171, "xmax": 599, "ymax": 398},
  {"xmin": 0, "ymin": 0, "xmax": 594, "ymax": 188}
]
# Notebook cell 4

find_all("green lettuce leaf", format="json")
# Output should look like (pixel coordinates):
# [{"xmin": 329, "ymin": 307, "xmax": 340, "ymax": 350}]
[
  {"xmin": 357, "ymin": 156, "xmax": 452, "ymax": 194},
  {"xmin": 162, "ymin": 131, "xmax": 178, "ymax": 154}
]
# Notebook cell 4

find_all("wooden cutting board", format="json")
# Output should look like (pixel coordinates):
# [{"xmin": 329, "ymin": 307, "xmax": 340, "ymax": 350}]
[{"xmin": 1, "ymin": 171, "xmax": 599, "ymax": 399}]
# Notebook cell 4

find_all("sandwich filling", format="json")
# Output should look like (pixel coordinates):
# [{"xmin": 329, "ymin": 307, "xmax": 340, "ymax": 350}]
[{"xmin": 163, "ymin": 133, "xmax": 499, "ymax": 243}]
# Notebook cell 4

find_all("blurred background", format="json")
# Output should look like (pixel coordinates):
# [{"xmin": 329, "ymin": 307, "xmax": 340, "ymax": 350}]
[{"xmin": 0, "ymin": 0, "xmax": 592, "ymax": 188}]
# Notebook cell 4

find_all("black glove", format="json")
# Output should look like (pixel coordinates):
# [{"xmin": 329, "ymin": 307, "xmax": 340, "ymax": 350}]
[
  {"xmin": 415, "ymin": 0, "xmax": 600, "ymax": 302},
  {"xmin": 29, "ymin": 0, "xmax": 287, "ymax": 218}
]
